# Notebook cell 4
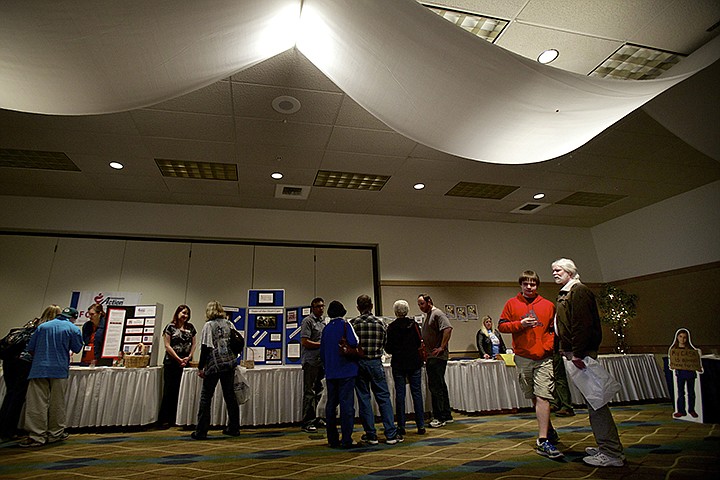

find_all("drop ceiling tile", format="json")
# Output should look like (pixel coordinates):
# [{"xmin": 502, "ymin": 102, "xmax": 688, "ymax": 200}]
[
  {"xmin": 162, "ymin": 176, "xmax": 239, "ymax": 195},
  {"xmin": 131, "ymin": 110, "xmax": 234, "ymax": 142},
  {"xmin": 235, "ymin": 117, "xmax": 333, "ymax": 149},
  {"xmin": 327, "ymin": 127, "xmax": 417, "ymax": 157},
  {"xmin": 143, "ymin": 137, "xmax": 235, "ymax": 163},
  {"xmin": 239, "ymin": 144, "xmax": 324, "ymax": 170},
  {"xmin": 335, "ymin": 96, "xmax": 393, "ymax": 130},
  {"xmin": 320, "ymin": 151, "xmax": 406, "ymax": 175},
  {"xmin": 230, "ymin": 48, "xmax": 342, "ymax": 93},
  {"xmin": 496, "ymin": 23, "xmax": 622, "ymax": 75},
  {"xmin": 145, "ymin": 81, "xmax": 233, "ymax": 116},
  {"xmin": 232, "ymin": 83, "xmax": 343, "ymax": 124}
]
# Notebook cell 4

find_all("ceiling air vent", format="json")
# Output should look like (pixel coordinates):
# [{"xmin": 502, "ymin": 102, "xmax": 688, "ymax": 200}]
[
  {"xmin": 511, "ymin": 202, "xmax": 550, "ymax": 214},
  {"xmin": 275, "ymin": 184, "xmax": 310, "ymax": 200}
]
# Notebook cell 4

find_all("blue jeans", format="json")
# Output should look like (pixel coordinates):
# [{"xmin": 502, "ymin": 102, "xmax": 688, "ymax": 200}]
[
  {"xmin": 392, "ymin": 367, "xmax": 424, "ymax": 430},
  {"xmin": 325, "ymin": 376, "xmax": 356, "ymax": 447},
  {"xmin": 426, "ymin": 357, "xmax": 452, "ymax": 421},
  {"xmin": 355, "ymin": 358, "xmax": 397, "ymax": 439}
]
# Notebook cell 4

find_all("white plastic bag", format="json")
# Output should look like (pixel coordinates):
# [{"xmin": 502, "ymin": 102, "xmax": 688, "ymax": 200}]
[
  {"xmin": 233, "ymin": 366, "xmax": 251, "ymax": 405},
  {"xmin": 563, "ymin": 356, "xmax": 621, "ymax": 410}
]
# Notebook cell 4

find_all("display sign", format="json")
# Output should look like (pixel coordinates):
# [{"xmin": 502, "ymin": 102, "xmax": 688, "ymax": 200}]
[
  {"xmin": 99, "ymin": 304, "xmax": 163, "ymax": 366},
  {"xmin": 246, "ymin": 290, "xmax": 284, "ymax": 366},
  {"xmin": 284, "ymin": 306, "xmax": 309, "ymax": 365}
]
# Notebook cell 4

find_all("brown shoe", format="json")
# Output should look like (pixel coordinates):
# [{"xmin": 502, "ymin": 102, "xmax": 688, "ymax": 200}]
[{"xmin": 555, "ymin": 409, "xmax": 575, "ymax": 417}]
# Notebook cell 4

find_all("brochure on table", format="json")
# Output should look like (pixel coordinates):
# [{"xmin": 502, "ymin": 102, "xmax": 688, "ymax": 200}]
[
  {"xmin": 285, "ymin": 306, "xmax": 310, "ymax": 365},
  {"xmin": 100, "ymin": 304, "xmax": 164, "ymax": 366},
  {"xmin": 246, "ymin": 290, "xmax": 284, "ymax": 366}
]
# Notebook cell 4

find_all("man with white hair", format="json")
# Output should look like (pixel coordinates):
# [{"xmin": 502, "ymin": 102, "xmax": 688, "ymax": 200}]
[{"xmin": 552, "ymin": 258, "xmax": 624, "ymax": 467}]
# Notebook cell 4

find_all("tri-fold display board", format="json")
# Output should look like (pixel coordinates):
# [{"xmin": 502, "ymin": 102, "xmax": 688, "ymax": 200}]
[{"xmin": 245, "ymin": 290, "xmax": 285, "ymax": 366}]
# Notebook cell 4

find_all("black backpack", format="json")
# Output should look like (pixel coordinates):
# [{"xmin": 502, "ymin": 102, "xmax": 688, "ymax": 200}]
[{"xmin": 0, "ymin": 326, "xmax": 35, "ymax": 361}]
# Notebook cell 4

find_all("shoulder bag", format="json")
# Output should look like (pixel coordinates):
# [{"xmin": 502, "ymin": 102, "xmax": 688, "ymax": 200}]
[{"xmin": 413, "ymin": 321, "xmax": 428, "ymax": 363}]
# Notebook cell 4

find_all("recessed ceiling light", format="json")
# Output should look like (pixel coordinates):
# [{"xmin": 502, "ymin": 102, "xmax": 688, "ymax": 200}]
[
  {"xmin": 109, "ymin": 161, "xmax": 124, "ymax": 170},
  {"xmin": 414, "ymin": 183, "xmax": 425, "ymax": 190},
  {"xmin": 537, "ymin": 49, "xmax": 559, "ymax": 64},
  {"xmin": 271, "ymin": 172, "xmax": 283, "ymax": 180},
  {"xmin": 271, "ymin": 95, "xmax": 301, "ymax": 114},
  {"xmin": 533, "ymin": 192, "xmax": 545, "ymax": 200}
]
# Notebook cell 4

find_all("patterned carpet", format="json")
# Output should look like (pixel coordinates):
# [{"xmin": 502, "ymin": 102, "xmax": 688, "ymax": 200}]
[{"xmin": 1, "ymin": 402, "xmax": 718, "ymax": 480}]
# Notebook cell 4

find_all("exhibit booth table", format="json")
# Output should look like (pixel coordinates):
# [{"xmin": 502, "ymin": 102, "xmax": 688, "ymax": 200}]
[{"xmin": 0, "ymin": 366, "xmax": 162, "ymax": 428}]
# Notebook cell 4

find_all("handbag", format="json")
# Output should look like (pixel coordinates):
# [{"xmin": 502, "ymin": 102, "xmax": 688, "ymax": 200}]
[
  {"xmin": 0, "ymin": 326, "xmax": 36, "ymax": 361},
  {"xmin": 229, "ymin": 327, "xmax": 245, "ymax": 356},
  {"xmin": 339, "ymin": 322, "xmax": 364, "ymax": 360},
  {"xmin": 233, "ymin": 366, "xmax": 251, "ymax": 404},
  {"xmin": 413, "ymin": 322, "xmax": 428, "ymax": 363}
]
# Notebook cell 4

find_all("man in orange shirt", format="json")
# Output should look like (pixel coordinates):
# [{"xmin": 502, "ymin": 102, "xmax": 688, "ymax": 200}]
[{"xmin": 498, "ymin": 270, "xmax": 562, "ymax": 459}]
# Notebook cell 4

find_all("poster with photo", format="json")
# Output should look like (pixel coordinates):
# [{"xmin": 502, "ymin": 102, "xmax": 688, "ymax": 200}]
[
  {"xmin": 444, "ymin": 304, "xmax": 456, "ymax": 320},
  {"xmin": 467, "ymin": 304, "xmax": 478, "ymax": 320},
  {"xmin": 456, "ymin": 305, "xmax": 467, "ymax": 322}
]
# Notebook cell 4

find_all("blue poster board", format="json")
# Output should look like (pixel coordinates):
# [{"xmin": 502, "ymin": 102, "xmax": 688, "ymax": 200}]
[
  {"xmin": 224, "ymin": 305, "xmax": 247, "ymax": 359},
  {"xmin": 246, "ymin": 290, "xmax": 285, "ymax": 366},
  {"xmin": 284, "ymin": 306, "xmax": 310, "ymax": 365}
]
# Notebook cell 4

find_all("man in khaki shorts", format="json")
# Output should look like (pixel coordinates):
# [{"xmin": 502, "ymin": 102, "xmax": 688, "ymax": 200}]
[{"xmin": 498, "ymin": 271, "xmax": 562, "ymax": 459}]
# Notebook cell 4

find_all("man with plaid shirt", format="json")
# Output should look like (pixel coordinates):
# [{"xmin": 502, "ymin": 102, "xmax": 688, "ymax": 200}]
[{"xmin": 350, "ymin": 295, "xmax": 403, "ymax": 445}]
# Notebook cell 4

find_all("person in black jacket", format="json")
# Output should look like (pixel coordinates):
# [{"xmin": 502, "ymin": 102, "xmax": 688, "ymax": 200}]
[
  {"xmin": 0, "ymin": 305, "xmax": 61, "ymax": 441},
  {"xmin": 475, "ymin": 315, "xmax": 507, "ymax": 359},
  {"xmin": 385, "ymin": 300, "xmax": 426, "ymax": 435}
]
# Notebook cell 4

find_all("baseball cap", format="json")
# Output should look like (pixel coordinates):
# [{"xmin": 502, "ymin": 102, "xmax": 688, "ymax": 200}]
[{"xmin": 59, "ymin": 307, "xmax": 79, "ymax": 319}]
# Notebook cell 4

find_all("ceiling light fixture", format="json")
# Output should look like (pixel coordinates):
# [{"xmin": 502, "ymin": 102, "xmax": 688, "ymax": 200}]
[
  {"xmin": 413, "ymin": 183, "xmax": 425, "ymax": 190},
  {"xmin": 537, "ymin": 49, "xmax": 559, "ymax": 64},
  {"xmin": 533, "ymin": 192, "xmax": 545, "ymax": 200},
  {"xmin": 271, "ymin": 172, "xmax": 283, "ymax": 180},
  {"xmin": 271, "ymin": 95, "xmax": 301, "ymax": 114},
  {"xmin": 109, "ymin": 161, "xmax": 124, "ymax": 170},
  {"xmin": 590, "ymin": 44, "xmax": 683, "ymax": 80}
]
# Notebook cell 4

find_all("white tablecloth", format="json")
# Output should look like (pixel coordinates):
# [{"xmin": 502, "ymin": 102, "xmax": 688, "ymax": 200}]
[
  {"xmin": 0, "ymin": 366, "xmax": 162, "ymax": 428},
  {"xmin": 446, "ymin": 359, "xmax": 533, "ymax": 411},
  {"xmin": 176, "ymin": 364, "xmax": 431, "ymax": 427}
]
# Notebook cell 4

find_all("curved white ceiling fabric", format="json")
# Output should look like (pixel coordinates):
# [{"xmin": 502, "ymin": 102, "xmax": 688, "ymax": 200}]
[{"xmin": 1, "ymin": 0, "xmax": 718, "ymax": 164}]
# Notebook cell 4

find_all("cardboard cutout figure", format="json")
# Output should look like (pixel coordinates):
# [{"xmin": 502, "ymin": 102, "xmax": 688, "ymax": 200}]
[{"xmin": 668, "ymin": 328, "xmax": 703, "ymax": 422}]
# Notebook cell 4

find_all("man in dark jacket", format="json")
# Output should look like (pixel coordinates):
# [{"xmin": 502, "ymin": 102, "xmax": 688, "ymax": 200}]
[{"xmin": 553, "ymin": 258, "xmax": 624, "ymax": 467}]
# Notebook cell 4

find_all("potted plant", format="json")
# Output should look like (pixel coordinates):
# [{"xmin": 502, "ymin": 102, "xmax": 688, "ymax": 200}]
[{"xmin": 598, "ymin": 284, "xmax": 638, "ymax": 354}]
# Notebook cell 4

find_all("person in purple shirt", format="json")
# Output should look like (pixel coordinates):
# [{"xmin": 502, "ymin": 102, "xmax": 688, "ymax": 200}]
[{"xmin": 20, "ymin": 306, "xmax": 83, "ymax": 447}]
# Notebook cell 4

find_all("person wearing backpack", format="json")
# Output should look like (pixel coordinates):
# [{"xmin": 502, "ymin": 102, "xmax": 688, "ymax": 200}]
[{"xmin": 0, "ymin": 305, "xmax": 61, "ymax": 442}]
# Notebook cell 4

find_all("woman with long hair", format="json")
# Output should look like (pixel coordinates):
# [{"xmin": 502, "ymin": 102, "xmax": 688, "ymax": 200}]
[
  {"xmin": 476, "ymin": 315, "xmax": 506, "ymax": 359},
  {"xmin": 157, "ymin": 304, "xmax": 196, "ymax": 427},
  {"xmin": 0, "ymin": 304, "xmax": 61, "ymax": 440},
  {"xmin": 81, "ymin": 303, "xmax": 106, "ymax": 365},
  {"xmin": 192, "ymin": 301, "xmax": 240, "ymax": 439}
]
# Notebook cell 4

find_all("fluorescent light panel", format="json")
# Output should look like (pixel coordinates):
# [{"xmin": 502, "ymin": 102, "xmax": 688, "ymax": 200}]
[
  {"xmin": 556, "ymin": 191, "xmax": 626, "ymax": 207},
  {"xmin": 445, "ymin": 182, "xmax": 519, "ymax": 199},
  {"xmin": 0, "ymin": 148, "xmax": 80, "ymax": 171},
  {"xmin": 314, "ymin": 170, "xmax": 389, "ymax": 191},
  {"xmin": 590, "ymin": 44, "xmax": 683, "ymax": 80},
  {"xmin": 155, "ymin": 159, "xmax": 238, "ymax": 181},
  {"xmin": 424, "ymin": 5, "xmax": 508, "ymax": 43}
]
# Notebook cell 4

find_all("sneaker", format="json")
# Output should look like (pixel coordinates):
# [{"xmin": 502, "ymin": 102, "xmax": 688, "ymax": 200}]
[
  {"xmin": 301, "ymin": 424, "xmax": 318, "ymax": 433},
  {"xmin": 547, "ymin": 428, "xmax": 560, "ymax": 445},
  {"xmin": 583, "ymin": 452, "xmax": 624, "ymax": 467},
  {"xmin": 417, "ymin": 427, "xmax": 427, "ymax": 435},
  {"xmin": 689, "ymin": 411, "xmax": 698, "ymax": 418},
  {"xmin": 18, "ymin": 437, "xmax": 45, "ymax": 448},
  {"xmin": 386, "ymin": 434, "xmax": 404, "ymax": 445},
  {"xmin": 315, "ymin": 418, "xmax": 327, "ymax": 427},
  {"xmin": 536, "ymin": 439, "xmax": 564, "ymax": 459},
  {"xmin": 361, "ymin": 433, "xmax": 379, "ymax": 445},
  {"xmin": 429, "ymin": 419, "xmax": 446, "ymax": 428},
  {"xmin": 222, "ymin": 429, "xmax": 241, "ymax": 436},
  {"xmin": 673, "ymin": 412, "xmax": 685, "ymax": 418},
  {"xmin": 555, "ymin": 409, "xmax": 575, "ymax": 417},
  {"xmin": 190, "ymin": 432, "xmax": 207, "ymax": 440},
  {"xmin": 444, "ymin": 418, "xmax": 454, "ymax": 424},
  {"xmin": 47, "ymin": 432, "xmax": 69, "ymax": 444},
  {"xmin": 585, "ymin": 447, "xmax": 625, "ymax": 461}
]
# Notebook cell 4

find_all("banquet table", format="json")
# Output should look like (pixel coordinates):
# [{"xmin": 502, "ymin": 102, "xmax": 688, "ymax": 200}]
[{"xmin": 0, "ymin": 366, "xmax": 162, "ymax": 428}]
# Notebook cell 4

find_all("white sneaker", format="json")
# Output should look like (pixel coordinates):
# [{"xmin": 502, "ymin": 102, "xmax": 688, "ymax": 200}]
[
  {"xmin": 583, "ymin": 452, "xmax": 624, "ymax": 467},
  {"xmin": 429, "ymin": 419, "xmax": 446, "ymax": 428},
  {"xmin": 585, "ymin": 447, "xmax": 625, "ymax": 461}
]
